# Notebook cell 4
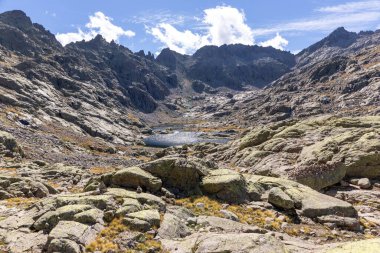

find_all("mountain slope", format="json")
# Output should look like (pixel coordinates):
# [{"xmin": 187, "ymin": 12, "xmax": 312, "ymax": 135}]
[
  {"xmin": 195, "ymin": 28, "xmax": 379, "ymax": 124},
  {"xmin": 0, "ymin": 10, "xmax": 302, "ymax": 149},
  {"xmin": 157, "ymin": 44, "xmax": 296, "ymax": 90},
  {"xmin": 0, "ymin": 10, "xmax": 181, "ymax": 145}
]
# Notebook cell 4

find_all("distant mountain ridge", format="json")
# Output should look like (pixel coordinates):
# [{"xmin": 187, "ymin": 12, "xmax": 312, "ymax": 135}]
[
  {"xmin": 0, "ymin": 10, "xmax": 378, "ymax": 144},
  {"xmin": 197, "ymin": 27, "xmax": 380, "ymax": 123},
  {"xmin": 157, "ymin": 44, "xmax": 296, "ymax": 90}
]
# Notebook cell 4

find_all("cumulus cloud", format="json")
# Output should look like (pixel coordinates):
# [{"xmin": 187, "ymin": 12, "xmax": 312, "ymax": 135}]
[
  {"xmin": 56, "ymin": 12, "xmax": 135, "ymax": 46},
  {"xmin": 203, "ymin": 6, "xmax": 254, "ymax": 46},
  {"xmin": 259, "ymin": 33, "xmax": 289, "ymax": 50},
  {"xmin": 147, "ymin": 6, "xmax": 255, "ymax": 54},
  {"xmin": 149, "ymin": 24, "xmax": 207, "ymax": 54}
]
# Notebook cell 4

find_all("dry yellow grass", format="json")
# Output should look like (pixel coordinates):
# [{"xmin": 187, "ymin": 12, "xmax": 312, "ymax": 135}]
[
  {"xmin": 5, "ymin": 197, "xmax": 37, "ymax": 208},
  {"xmin": 86, "ymin": 218, "xmax": 126, "ymax": 252},
  {"xmin": 89, "ymin": 167, "xmax": 116, "ymax": 175},
  {"xmin": 128, "ymin": 233, "xmax": 162, "ymax": 253},
  {"xmin": 135, "ymin": 156, "xmax": 152, "ymax": 163},
  {"xmin": 176, "ymin": 196, "xmax": 288, "ymax": 230},
  {"xmin": 127, "ymin": 113, "xmax": 141, "ymax": 124},
  {"xmin": 364, "ymin": 233, "xmax": 377, "ymax": 239},
  {"xmin": 0, "ymin": 167, "xmax": 18, "ymax": 176},
  {"xmin": 86, "ymin": 218, "xmax": 163, "ymax": 253},
  {"xmin": 67, "ymin": 185, "xmax": 83, "ymax": 194},
  {"xmin": 284, "ymin": 225, "xmax": 312, "ymax": 236},
  {"xmin": 46, "ymin": 180, "xmax": 61, "ymax": 189},
  {"xmin": 360, "ymin": 217, "xmax": 377, "ymax": 229}
]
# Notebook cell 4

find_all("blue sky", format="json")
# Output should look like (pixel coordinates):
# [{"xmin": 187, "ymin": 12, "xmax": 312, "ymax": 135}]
[{"xmin": 0, "ymin": 0, "xmax": 380, "ymax": 54}]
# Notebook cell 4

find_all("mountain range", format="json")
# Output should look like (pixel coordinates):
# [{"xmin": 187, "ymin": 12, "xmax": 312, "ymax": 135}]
[
  {"xmin": 0, "ymin": 9, "xmax": 380, "ymax": 253},
  {"xmin": 1, "ymin": 10, "xmax": 378, "ymax": 146}
]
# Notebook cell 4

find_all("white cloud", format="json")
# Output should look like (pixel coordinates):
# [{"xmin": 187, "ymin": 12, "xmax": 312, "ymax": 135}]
[
  {"xmin": 253, "ymin": 11, "xmax": 380, "ymax": 36},
  {"xmin": 149, "ymin": 24, "xmax": 207, "ymax": 54},
  {"xmin": 203, "ymin": 6, "xmax": 254, "ymax": 46},
  {"xmin": 259, "ymin": 33, "xmax": 289, "ymax": 50},
  {"xmin": 55, "ymin": 29, "xmax": 95, "ymax": 46},
  {"xmin": 252, "ymin": 1, "xmax": 380, "ymax": 36},
  {"xmin": 317, "ymin": 1, "xmax": 380, "ymax": 13},
  {"xmin": 56, "ymin": 12, "xmax": 135, "ymax": 46},
  {"xmin": 147, "ymin": 6, "xmax": 254, "ymax": 54}
]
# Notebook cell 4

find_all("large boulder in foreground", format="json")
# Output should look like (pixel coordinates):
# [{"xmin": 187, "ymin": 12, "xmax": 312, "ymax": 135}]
[
  {"xmin": 200, "ymin": 169, "xmax": 248, "ymax": 203},
  {"xmin": 245, "ymin": 175, "xmax": 357, "ymax": 219},
  {"xmin": 126, "ymin": 209, "xmax": 160, "ymax": 227},
  {"xmin": 223, "ymin": 116, "xmax": 380, "ymax": 190},
  {"xmin": 158, "ymin": 212, "xmax": 191, "ymax": 239},
  {"xmin": 85, "ymin": 156, "xmax": 212, "ymax": 194},
  {"xmin": 0, "ymin": 187, "xmax": 165, "ymax": 252},
  {"xmin": 47, "ymin": 220, "xmax": 99, "ymax": 251},
  {"xmin": 33, "ymin": 204, "xmax": 93, "ymax": 231},
  {"xmin": 268, "ymin": 187, "xmax": 294, "ymax": 209},
  {"xmin": 140, "ymin": 156, "xmax": 210, "ymax": 194},
  {"xmin": 111, "ymin": 166, "xmax": 162, "ymax": 192}
]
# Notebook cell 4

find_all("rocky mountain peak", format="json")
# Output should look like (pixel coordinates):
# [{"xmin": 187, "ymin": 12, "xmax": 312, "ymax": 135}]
[
  {"xmin": 324, "ymin": 27, "xmax": 358, "ymax": 46},
  {"xmin": 0, "ymin": 9, "xmax": 380, "ymax": 253},
  {"xmin": 0, "ymin": 10, "xmax": 62, "ymax": 56},
  {"xmin": 298, "ymin": 27, "xmax": 358, "ymax": 57},
  {"xmin": 0, "ymin": 10, "xmax": 32, "ymax": 31},
  {"xmin": 156, "ymin": 44, "xmax": 296, "ymax": 90},
  {"xmin": 69, "ymin": 34, "xmax": 114, "ymax": 51},
  {"xmin": 330, "ymin": 26, "xmax": 350, "ymax": 36},
  {"xmin": 136, "ymin": 50, "xmax": 155, "ymax": 61},
  {"xmin": 156, "ymin": 48, "xmax": 189, "ymax": 71},
  {"xmin": 91, "ymin": 34, "xmax": 108, "ymax": 45}
]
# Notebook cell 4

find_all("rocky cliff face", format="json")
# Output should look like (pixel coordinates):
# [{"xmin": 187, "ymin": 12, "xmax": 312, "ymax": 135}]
[
  {"xmin": 157, "ymin": 44, "xmax": 296, "ymax": 90},
  {"xmin": 0, "ymin": 10, "xmax": 62, "ymax": 56},
  {"xmin": 0, "ymin": 10, "xmax": 180, "ymax": 145},
  {"xmin": 192, "ymin": 28, "xmax": 379, "ymax": 123},
  {"xmin": 1, "ymin": 10, "xmax": 380, "ymax": 253},
  {"xmin": 0, "ymin": 10, "xmax": 298, "ymax": 145}
]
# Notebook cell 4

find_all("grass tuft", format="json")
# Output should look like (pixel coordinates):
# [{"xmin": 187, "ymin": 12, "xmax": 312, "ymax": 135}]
[
  {"xmin": 89, "ymin": 167, "xmax": 116, "ymax": 175},
  {"xmin": 86, "ymin": 218, "xmax": 163, "ymax": 253},
  {"xmin": 5, "ymin": 197, "xmax": 37, "ymax": 208},
  {"xmin": 175, "ymin": 196, "xmax": 289, "ymax": 230}
]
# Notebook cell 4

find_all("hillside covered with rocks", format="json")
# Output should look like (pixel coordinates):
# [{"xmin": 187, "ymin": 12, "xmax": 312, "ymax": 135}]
[{"xmin": 0, "ymin": 9, "xmax": 380, "ymax": 253}]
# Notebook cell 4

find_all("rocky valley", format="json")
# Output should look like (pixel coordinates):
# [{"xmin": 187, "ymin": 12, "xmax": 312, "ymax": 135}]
[{"xmin": 0, "ymin": 9, "xmax": 380, "ymax": 253}]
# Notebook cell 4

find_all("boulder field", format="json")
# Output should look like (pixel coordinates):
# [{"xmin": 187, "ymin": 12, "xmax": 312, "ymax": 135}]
[
  {"xmin": 209, "ymin": 116, "xmax": 380, "ymax": 190},
  {"xmin": 0, "ymin": 10, "xmax": 379, "ymax": 252},
  {"xmin": 1, "ymin": 145, "xmax": 378, "ymax": 252}
]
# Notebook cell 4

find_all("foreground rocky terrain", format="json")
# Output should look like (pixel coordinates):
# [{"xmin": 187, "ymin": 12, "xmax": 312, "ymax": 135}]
[
  {"xmin": 0, "ymin": 9, "xmax": 380, "ymax": 253},
  {"xmin": 1, "ymin": 115, "xmax": 380, "ymax": 252}
]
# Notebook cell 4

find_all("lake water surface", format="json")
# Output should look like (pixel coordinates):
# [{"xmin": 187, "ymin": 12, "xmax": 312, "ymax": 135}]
[{"xmin": 143, "ymin": 130, "xmax": 230, "ymax": 148}]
